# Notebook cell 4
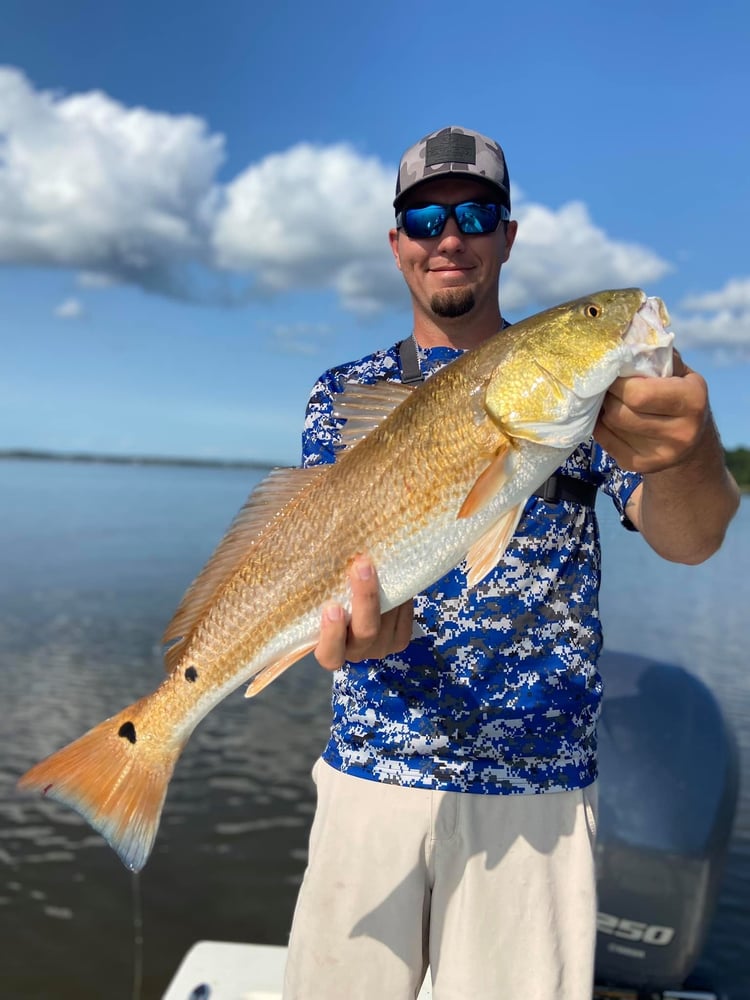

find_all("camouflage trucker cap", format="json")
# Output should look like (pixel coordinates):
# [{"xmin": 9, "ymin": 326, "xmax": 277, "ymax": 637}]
[{"xmin": 394, "ymin": 126, "xmax": 511, "ymax": 212}]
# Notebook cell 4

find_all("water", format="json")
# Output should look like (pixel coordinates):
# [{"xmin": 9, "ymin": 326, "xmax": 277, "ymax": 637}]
[{"xmin": 1, "ymin": 459, "xmax": 747, "ymax": 998}]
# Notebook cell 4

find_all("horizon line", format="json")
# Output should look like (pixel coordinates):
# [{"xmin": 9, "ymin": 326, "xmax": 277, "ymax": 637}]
[{"xmin": 0, "ymin": 447, "xmax": 281, "ymax": 470}]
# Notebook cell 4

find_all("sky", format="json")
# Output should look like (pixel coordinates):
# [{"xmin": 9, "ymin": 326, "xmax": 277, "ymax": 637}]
[{"xmin": 1, "ymin": 0, "xmax": 748, "ymax": 465}]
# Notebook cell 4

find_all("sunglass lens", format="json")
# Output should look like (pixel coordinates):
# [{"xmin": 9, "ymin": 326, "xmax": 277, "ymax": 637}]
[
  {"xmin": 454, "ymin": 202, "xmax": 501, "ymax": 234},
  {"xmin": 403, "ymin": 205, "xmax": 448, "ymax": 238}
]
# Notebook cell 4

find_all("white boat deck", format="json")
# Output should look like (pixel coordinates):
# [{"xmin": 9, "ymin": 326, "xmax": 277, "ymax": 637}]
[{"xmin": 162, "ymin": 941, "xmax": 433, "ymax": 999}]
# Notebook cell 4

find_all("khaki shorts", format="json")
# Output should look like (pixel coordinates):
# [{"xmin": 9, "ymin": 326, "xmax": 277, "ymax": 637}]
[{"xmin": 283, "ymin": 759, "xmax": 598, "ymax": 1000}]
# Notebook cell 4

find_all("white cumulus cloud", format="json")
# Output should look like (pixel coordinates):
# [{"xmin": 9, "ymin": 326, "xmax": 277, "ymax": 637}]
[
  {"xmin": 673, "ymin": 278, "xmax": 750, "ymax": 355},
  {"xmin": 502, "ymin": 200, "xmax": 672, "ymax": 312},
  {"xmin": 54, "ymin": 296, "xmax": 85, "ymax": 319},
  {"xmin": 681, "ymin": 277, "xmax": 750, "ymax": 315},
  {"xmin": 212, "ymin": 142, "xmax": 403, "ymax": 313},
  {"xmin": 0, "ymin": 65, "xmax": 223, "ymax": 297}
]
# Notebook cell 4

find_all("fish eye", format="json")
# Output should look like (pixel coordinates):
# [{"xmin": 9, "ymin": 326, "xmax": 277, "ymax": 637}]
[{"xmin": 584, "ymin": 303, "xmax": 601, "ymax": 318}]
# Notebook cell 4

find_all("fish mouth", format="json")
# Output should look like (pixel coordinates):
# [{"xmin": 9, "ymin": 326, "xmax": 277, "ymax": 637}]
[{"xmin": 621, "ymin": 296, "xmax": 675, "ymax": 377}]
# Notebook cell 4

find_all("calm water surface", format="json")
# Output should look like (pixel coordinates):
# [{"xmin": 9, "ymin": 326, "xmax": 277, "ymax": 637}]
[{"xmin": 1, "ymin": 460, "xmax": 748, "ymax": 998}]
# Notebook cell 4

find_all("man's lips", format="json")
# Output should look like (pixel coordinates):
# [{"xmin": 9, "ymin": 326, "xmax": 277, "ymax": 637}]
[
  {"xmin": 430, "ymin": 265, "xmax": 474, "ymax": 282},
  {"xmin": 430, "ymin": 264, "xmax": 474, "ymax": 274}
]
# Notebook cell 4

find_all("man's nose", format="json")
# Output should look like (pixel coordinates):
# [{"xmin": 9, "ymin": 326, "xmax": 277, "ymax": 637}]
[{"xmin": 436, "ymin": 217, "xmax": 465, "ymax": 250}]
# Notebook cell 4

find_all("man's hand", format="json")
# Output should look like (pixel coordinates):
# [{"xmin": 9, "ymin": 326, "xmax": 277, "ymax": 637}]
[
  {"xmin": 594, "ymin": 351, "xmax": 711, "ymax": 474},
  {"xmin": 315, "ymin": 556, "xmax": 414, "ymax": 672},
  {"xmin": 595, "ymin": 349, "xmax": 739, "ymax": 563}
]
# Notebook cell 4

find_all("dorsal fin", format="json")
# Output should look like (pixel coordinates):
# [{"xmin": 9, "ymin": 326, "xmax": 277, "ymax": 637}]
[
  {"xmin": 334, "ymin": 380, "xmax": 416, "ymax": 450},
  {"xmin": 161, "ymin": 466, "xmax": 326, "ymax": 667}
]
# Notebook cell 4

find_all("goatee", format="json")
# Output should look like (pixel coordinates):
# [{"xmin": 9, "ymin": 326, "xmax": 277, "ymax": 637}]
[{"xmin": 430, "ymin": 288, "xmax": 475, "ymax": 319}]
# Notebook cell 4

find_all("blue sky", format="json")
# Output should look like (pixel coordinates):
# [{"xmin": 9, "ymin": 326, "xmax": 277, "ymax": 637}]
[{"xmin": 1, "ymin": 0, "xmax": 748, "ymax": 465}]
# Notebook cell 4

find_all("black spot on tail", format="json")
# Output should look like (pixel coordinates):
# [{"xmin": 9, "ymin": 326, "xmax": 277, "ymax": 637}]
[
  {"xmin": 184, "ymin": 666, "xmax": 198, "ymax": 682},
  {"xmin": 118, "ymin": 721, "xmax": 137, "ymax": 744}
]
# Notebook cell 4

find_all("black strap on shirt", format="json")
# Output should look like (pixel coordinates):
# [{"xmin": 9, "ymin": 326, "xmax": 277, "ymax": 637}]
[
  {"xmin": 534, "ymin": 473, "xmax": 597, "ymax": 507},
  {"xmin": 397, "ymin": 336, "xmax": 597, "ymax": 509},
  {"xmin": 398, "ymin": 334, "xmax": 425, "ymax": 385}
]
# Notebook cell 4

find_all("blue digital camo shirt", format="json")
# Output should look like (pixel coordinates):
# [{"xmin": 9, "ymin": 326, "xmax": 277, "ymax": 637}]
[{"xmin": 302, "ymin": 340, "xmax": 643, "ymax": 795}]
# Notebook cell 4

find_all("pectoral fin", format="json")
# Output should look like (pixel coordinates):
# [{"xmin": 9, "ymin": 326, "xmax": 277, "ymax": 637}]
[
  {"xmin": 464, "ymin": 502, "xmax": 525, "ymax": 588},
  {"xmin": 458, "ymin": 443, "xmax": 512, "ymax": 519}
]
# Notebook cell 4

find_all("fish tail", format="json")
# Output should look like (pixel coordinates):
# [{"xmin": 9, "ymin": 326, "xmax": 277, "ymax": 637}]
[{"xmin": 17, "ymin": 698, "xmax": 179, "ymax": 872}]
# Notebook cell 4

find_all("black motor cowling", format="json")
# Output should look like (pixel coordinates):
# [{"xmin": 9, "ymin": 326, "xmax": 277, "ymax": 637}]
[{"xmin": 594, "ymin": 651, "xmax": 739, "ymax": 990}]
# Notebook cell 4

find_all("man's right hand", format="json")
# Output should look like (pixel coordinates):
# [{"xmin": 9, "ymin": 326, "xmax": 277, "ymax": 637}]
[{"xmin": 315, "ymin": 555, "xmax": 414, "ymax": 671}]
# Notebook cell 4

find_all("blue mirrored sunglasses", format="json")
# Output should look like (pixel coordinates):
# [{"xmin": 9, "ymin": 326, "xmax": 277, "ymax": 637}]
[{"xmin": 396, "ymin": 200, "xmax": 510, "ymax": 239}]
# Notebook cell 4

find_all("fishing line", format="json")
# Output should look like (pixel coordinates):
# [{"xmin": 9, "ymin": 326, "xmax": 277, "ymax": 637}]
[{"xmin": 131, "ymin": 871, "xmax": 144, "ymax": 1000}]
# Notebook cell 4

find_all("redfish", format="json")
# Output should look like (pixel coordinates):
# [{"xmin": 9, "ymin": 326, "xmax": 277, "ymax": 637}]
[{"xmin": 18, "ymin": 288, "xmax": 674, "ymax": 871}]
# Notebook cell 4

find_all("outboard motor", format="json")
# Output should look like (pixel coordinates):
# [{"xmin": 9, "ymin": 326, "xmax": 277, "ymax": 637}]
[{"xmin": 594, "ymin": 651, "xmax": 739, "ymax": 996}]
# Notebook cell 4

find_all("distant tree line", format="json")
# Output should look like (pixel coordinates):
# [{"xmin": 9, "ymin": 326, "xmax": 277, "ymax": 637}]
[
  {"xmin": 726, "ymin": 447, "xmax": 750, "ymax": 489},
  {"xmin": 2, "ymin": 446, "xmax": 748, "ymax": 487}
]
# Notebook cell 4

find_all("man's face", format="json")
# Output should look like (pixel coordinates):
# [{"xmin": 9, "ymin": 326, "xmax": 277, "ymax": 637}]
[{"xmin": 389, "ymin": 178, "xmax": 517, "ymax": 323}]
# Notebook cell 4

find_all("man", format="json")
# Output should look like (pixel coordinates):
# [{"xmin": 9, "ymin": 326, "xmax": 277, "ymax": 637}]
[{"xmin": 283, "ymin": 127, "xmax": 739, "ymax": 1000}]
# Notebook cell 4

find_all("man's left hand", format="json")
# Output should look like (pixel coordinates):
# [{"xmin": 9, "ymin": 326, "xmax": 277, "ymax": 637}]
[{"xmin": 594, "ymin": 350, "xmax": 711, "ymax": 474}]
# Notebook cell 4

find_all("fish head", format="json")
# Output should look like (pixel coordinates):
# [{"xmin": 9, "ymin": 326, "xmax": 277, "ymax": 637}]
[{"xmin": 482, "ymin": 288, "xmax": 675, "ymax": 447}]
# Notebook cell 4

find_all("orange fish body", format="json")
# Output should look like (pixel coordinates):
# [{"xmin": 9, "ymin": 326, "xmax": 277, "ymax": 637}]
[{"xmin": 18, "ymin": 289, "xmax": 674, "ymax": 871}]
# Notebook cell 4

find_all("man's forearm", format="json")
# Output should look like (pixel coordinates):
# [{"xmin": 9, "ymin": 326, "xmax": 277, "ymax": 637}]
[{"xmin": 627, "ymin": 418, "xmax": 740, "ymax": 564}]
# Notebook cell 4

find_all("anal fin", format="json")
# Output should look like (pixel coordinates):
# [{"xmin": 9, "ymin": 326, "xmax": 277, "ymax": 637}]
[{"xmin": 245, "ymin": 643, "xmax": 317, "ymax": 698}]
